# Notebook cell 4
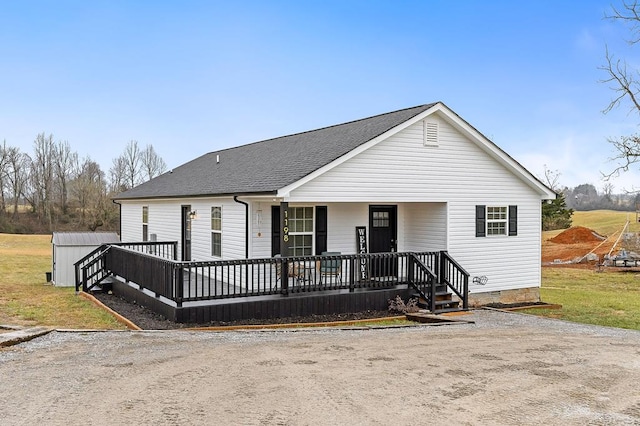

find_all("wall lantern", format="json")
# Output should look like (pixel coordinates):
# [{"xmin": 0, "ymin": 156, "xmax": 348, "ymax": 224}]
[{"xmin": 189, "ymin": 210, "xmax": 198, "ymax": 220}]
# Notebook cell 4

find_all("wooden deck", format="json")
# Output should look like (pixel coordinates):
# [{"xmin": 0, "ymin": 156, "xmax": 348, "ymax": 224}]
[{"xmin": 76, "ymin": 243, "xmax": 469, "ymax": 323}]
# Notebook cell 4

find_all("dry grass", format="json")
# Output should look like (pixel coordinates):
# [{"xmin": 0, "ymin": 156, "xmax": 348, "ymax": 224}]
[
  {"xmin": 0, "ymin": 233, "xmax": 125, "ymax": 329},
  {"xmin": 570, "ymin": 210, "xmax": 640, "ymax": 235},
  {"xmin": 538, "ymin": 267, "xmax": 640, "ymax": 330}
]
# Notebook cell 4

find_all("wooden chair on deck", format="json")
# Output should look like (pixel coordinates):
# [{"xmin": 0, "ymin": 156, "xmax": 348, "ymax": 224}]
[
  {"xmin": 275, "ymin": 254, "xmax": 306, "ymax": 285},
  {"xmin": 317, "ymin": 252, "xmax": 342, "ymax": 284}
]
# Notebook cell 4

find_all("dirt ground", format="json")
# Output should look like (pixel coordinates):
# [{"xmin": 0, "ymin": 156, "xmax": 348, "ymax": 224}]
[
  {"xmin": 542, "ymin": 226, "xmax": 614, "ymax": 264},
  {"xmin": 1, "ymin": 310, "xmax": 639, "ymax": 425}
]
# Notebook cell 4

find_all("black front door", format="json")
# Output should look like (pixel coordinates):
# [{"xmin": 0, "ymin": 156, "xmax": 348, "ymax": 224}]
[
  {"xmin": 369, "ymin": 205, "xmax": 397, "ymax": 277},
  {"xmin": 181, "ymin": 205, "xmax": 192, "ymax": 261}
]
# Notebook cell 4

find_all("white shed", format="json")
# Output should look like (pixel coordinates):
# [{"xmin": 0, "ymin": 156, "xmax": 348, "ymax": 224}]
[{"xmin": 51, "ymin": 232, "xmax": 120, "ymax": 287}]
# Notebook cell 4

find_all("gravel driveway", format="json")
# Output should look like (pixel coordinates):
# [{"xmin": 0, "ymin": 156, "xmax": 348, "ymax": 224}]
[{"xmin": 1, "ymin": 310, "xmax": 639, "ymax": 425}]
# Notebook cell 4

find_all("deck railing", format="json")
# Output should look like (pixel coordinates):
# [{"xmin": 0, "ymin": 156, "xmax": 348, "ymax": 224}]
[
  {"xmin": 74, "ymin": 241, "xmax": 177, "ymax": 292},
  {"xmin": 78, "ymin": 245, "xmax": 468, "ymax": 310}
]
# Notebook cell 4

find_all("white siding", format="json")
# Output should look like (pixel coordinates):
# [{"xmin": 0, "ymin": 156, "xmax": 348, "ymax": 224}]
[
  {"xmin": 287, "ymin": 114, "xmax": 543, "ymax": 293},
  {"xmin": 403, "ymin": 203, "xmax": 447, "ymax": 252},
  {"xmin": 250, "ymin": 201, "xmax": 272, "ymax": 259},
  {"xmin": 120, "ymin": 201, "xmax": 143, "ymax": 243},
  {"xmin": 250, "ymin": 201, "xmax": 447, "ymax": 256},
  {"xmin": 120, "ymin": 197, "xmax": 248, "ymax": 261}
]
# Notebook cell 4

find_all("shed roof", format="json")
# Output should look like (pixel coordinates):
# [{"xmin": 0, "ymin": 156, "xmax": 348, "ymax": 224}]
[
  {"xmin": 51, "ymin": 232, "xmax": 120, "ymax": 246},
  {"xmin": 114, "ymin": 103, "xmax": 437, "ymax": 200}
]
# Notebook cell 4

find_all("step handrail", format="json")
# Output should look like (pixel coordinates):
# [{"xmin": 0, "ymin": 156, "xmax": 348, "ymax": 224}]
[
  {"xmin": 74, "ymin": 244, "xmax": 111, "ymax": 292},
  {"xmin": 439, "ymin": 251, "xmax": 469, "ymax": 310},
  {"xmin": 408, "ymin": 253, "xmax": 438, "ymax": 312}
]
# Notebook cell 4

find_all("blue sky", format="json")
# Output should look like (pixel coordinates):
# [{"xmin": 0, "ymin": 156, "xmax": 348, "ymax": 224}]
[{"xmin": 1, "ymin": 1, "xmax": 639, "ymax": 191}]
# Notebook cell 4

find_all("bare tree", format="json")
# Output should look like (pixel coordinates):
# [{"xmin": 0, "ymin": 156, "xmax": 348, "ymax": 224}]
[
  {"xmin": 54, "ymin": 140, "xmax": 78, "ymax": 215},
  {"xmin": 6, "ymin": 148, "xmax": 29, "ymax": 218},
  {"xmin": 109, "ymin": 141, "xmax": 167, "ymax": 192},
  {"xmin": 542, "ymin": 164, "xmax": 561, "ymax": 192},
  {"xmin": 0, "ymin": 141, "xmax": 8, "ymax": 214},
  {"xmin": 603, "ymin": 182, "xmax": 615, "ymax": 202},
  {"xmin": 26, "ymin": 133, "xmax": 56, "ymax": 227},
  {"xmin": 108, "ymin": 155, "xmax": 128, "ymax": 193},
  {"xmin": 122, "ymin": 140, "xmax": 142, "ymax": 188},
  {"xmin": 141, "ymin": 144, "xmax": 167, "ymax": 181},
  {"xmin": 601, "ymin": 1, "xmax": 640, "ymax": 178},
  {"xmin": 71, "ymin": 156, "xmax": 106, "ymax": 227}
]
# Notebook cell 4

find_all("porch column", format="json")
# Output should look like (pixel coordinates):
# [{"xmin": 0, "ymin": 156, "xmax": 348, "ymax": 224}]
[{"xmin": 280, "ymin": 202, "xmax": 290, "ymax": 256}]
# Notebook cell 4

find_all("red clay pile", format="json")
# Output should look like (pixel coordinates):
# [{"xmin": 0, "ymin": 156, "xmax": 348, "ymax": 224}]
[{"xmin": 549, "ymin": 226, "xmax": 606, "ymax": 244}]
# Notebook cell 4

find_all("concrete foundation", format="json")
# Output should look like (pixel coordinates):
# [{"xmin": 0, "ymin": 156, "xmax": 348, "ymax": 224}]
[{"xmin": 468, "ymin": 287, "xmax": 541, "ymax": 307}]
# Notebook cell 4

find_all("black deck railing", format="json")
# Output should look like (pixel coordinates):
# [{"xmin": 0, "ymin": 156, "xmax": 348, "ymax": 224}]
[
  {"xmin": 74, "ymin": 241, "xmax": 177, "ymax": 292},
  {"xmin": 77, "ymin": 243, "xmax": 468, "ymax": 311}
]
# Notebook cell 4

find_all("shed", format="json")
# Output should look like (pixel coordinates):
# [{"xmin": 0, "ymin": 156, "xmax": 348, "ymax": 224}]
[{"xmin": 51, "ymin": 232, "xmax": 120, "ymax": 287}]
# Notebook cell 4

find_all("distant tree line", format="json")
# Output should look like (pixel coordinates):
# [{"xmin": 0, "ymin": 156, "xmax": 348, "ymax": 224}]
[
  {"xmin": 0, "ymin": 136, "xmax": 166, "ymax": 234},
  {"xmin": 543, "ymin": 181, "xmax": 640, "ymax": 231},
  {"xmin": 562, "ymin": 183, "xmax": 640, "ymax": 212}
]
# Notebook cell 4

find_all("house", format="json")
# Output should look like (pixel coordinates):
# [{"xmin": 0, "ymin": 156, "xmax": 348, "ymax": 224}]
[{"xmin": 104, "ymin": 102, "xmax": 555, "ymax": 322}]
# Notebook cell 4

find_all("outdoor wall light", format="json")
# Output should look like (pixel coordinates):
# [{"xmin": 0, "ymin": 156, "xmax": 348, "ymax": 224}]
[{"xmin": 189, "ymin": 210, "xmax": 198, "ymax": 220}]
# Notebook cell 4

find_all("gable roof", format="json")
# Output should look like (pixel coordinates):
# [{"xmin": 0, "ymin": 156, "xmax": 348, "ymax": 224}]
[
  {"xmin": 114, "ymin": 102, "xmax": 555, "ymax": 201},
  {"xmin": 114, "ymin": 103, "xmax": 437, "ymax": 200}
]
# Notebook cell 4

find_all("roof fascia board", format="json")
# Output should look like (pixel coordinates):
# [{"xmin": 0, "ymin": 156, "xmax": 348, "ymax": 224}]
[
  {"xmin": 277, "ymin": 104, "xmax": 441, "ymax": 197},
  {"xmin": 113, "ymin": 191, "xmax": 277, "ymax": 203}
]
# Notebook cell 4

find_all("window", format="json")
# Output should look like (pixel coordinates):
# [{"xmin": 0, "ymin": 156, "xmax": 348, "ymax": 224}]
[
  {"xmin": 211, "ymin": 206, "xmax": 222, "ymax": 257},
  {"xmin": 476, "ymin": 205, "xmax": 518, "ymax": 237},
  {"xmin": 486, "ymin": 206, "xmax": 507, "ymax": 236},
  {"xmin": 142, "ymin": 206, "xmax": 149, "ymax": 241},
  {"xmin": 288, "ymin": 206, "xmax": 313, "ymax": 256},
  {"xmin": 372, "ymin": 211, "xmax": 390, "ymax": 228}
]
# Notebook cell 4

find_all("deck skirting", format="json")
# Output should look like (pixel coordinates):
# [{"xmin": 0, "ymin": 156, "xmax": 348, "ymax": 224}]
[{"xmin": 111, "ymin": 279, "xmax": 409, "ymax": 324}]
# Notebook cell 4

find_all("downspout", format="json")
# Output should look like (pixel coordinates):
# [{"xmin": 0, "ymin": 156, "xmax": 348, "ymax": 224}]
[
  {"xmin": 112, "ymin": 199, "xmax": 122, "ymax": 238},
  {"xmin": 233, "ymin": 195, "xmax": 250, "ymax": 258}
]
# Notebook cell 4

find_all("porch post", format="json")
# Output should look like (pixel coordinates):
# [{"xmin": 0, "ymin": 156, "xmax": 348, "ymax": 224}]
[
  {"xmin": 439, "ymin": 251, "xmax": 448, "ymax": 284},
  {"xmin": 280, "ymin": 202, "xmax": 290, "ymax": 296},
  {"xmin": 280, "ymin": 202, "xmax": 290, "ymax": 256}
]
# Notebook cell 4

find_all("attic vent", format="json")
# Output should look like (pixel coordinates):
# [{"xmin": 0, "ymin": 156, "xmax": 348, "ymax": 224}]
[{"xmin": 424, "ymin": 121, "xmax": 439, "ymax": 146}]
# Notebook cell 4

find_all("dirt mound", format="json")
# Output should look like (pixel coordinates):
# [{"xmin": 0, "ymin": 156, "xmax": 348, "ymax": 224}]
[{"xmin": 549, "ymin": 226, "xmax": 606, "ymax": 244}]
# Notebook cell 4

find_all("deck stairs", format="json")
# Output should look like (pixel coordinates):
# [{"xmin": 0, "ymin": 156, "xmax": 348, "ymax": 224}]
[
  {"xmin": 410, "ymin": 284, "xmax": 462, "ymax": 314},
  {"xmin": 408, "ymin": 253, "xmax": 466, "ymax": 314}
]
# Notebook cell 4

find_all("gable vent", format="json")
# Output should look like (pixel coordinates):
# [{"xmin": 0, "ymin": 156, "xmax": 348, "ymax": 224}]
[{"xmin": 424, "ymin": 121, "xmax": 439, "ymax": 146}]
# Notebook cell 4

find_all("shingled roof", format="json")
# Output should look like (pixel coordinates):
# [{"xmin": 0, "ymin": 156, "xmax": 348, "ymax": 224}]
[{"xmin": 114, "ymin": 103, "xmax": 437, "ymax": 200}]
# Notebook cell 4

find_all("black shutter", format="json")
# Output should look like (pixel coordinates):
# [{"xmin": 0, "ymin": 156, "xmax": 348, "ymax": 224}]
[
  {"xmin": 315, "ymin": 206, "xmax": 328, "ymax": 255},
  {"xmin": 509, "ymin": 205, "xmax": 518, "ymax": 236},
  {"xmin": 476, "ymin": 205, "xmax": 486, "ymax": 237},
  {"xmin": 271, "ymin": 205, "xmax": 280, "ymax": 256}
]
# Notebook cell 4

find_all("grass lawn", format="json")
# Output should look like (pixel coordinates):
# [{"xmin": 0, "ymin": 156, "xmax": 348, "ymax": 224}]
[
  {"xmin": 538, "ymin": 267, "xmax": 640, "ymax": 330},
  {"xmin": 0, "ymin": 233, "xmax": 125, "ymax": 329},
  {"xmin": 570, "ymin": 209, "xmax": 640, "ymax": 236},
  {"xmin": 535, "ymin": 211, "xmax": 640, "ymax": 331},
  {"xmin": 4, "ymin": 209, "xmax": 640, "ymax": 331}
]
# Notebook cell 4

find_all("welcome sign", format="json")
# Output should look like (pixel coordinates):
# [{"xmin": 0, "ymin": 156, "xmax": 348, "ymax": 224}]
[{"xmin": 355, "ymin": 226, "xmax": 368, "ymax": 280}]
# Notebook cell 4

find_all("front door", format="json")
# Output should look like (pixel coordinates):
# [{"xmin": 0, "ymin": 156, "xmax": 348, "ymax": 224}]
[
  {"xmin": 181, "ymin": 205, "xmax": 192, "ymax": 261},
  {"xmin": 369, "ymin": 205, "xmax": 397, "ymax": 277}
]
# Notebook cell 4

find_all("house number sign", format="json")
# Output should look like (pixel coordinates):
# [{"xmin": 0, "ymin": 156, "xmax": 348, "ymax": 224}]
[
  {"xmin": 283, "ymin": 208, "xmax": 289, "ymax": 242},
  {"xmin": 280, "ymin": 202, "xmax": 290, "ymax": 256},
  {"xmin": 356, "ymin": 226, "xmax": 368, "ymax": 280}
]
